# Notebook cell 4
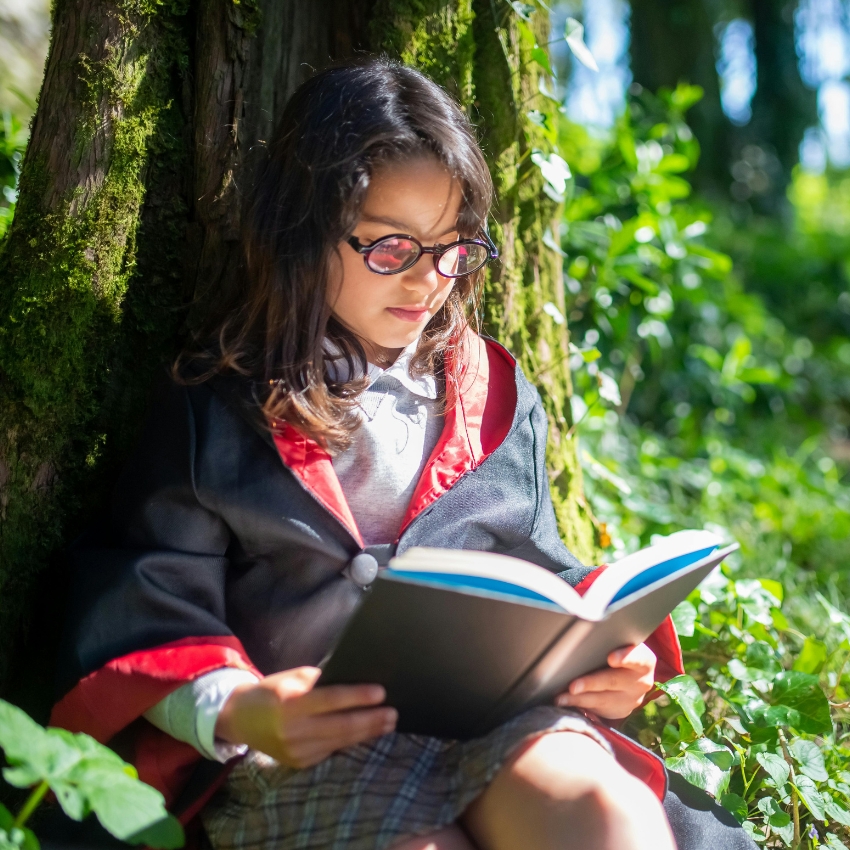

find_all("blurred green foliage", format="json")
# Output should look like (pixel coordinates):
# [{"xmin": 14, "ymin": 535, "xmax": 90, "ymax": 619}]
[
  {"xmin": 550, "ymin": 80, "xmax": 850, "ymax": 846},
  {"xmin": 0, "ymin": 110, "xmax": 26, "ymax": 240}
]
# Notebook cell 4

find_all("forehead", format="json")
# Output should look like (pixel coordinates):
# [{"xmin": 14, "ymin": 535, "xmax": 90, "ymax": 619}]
[{"xmin": 359, "ymin": 155, "xmax": 462, "ymax": 238}]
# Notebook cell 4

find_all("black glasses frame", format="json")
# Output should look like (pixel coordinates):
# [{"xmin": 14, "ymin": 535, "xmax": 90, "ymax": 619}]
[{"xmin": 346, "ymin": 229, "xmax": 499, "ymax": 278}]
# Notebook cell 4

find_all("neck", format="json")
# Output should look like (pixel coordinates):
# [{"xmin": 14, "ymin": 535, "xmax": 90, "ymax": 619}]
[{"xmin": 362, "ymin": 340, "xmax": 404, "ymax": 369}]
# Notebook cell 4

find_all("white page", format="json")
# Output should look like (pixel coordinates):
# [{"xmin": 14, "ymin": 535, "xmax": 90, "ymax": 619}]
[
  {"xmin": 579, "ymin": 529, "xmax": 726, "ymax": 611},
  {"xmin": 388, "ymin": 548, "xmax": 597, "ymax": 617}
]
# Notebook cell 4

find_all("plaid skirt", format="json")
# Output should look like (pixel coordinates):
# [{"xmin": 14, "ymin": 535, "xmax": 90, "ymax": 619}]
[{"xmin": 201, "ymin": 706, "xmax": 611, "ymax": 850}]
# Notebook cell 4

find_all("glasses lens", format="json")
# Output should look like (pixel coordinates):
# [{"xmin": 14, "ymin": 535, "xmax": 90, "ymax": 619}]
[
  {"xmin": 436, "ymin": 242, "xmax": 489, "ymax": 277},
  {"xmin": 365, "ymin": 237, "xmax": 420, "ymax": 274}
]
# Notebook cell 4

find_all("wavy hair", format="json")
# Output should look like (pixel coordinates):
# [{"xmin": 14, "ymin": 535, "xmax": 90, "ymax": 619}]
[{"xmin": 180, "ymin": 56, "xmax": 493, "ymax": 454}]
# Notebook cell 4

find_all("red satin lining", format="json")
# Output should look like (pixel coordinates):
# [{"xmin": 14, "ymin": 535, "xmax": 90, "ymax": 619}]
[
  {"xmin": 49, "ymin": 636, "xmax": 260, "ymax": 744},
  {"xmin": 269, "ymin": 331, "xmax": 519, "ymax": 544},
  {"xmin": 271, "ymin": 423, "xmax": 364, "ymax": 547},
  {"xmin": 595, "ymin": 725, "xmax": 668, "ymax": 801}
]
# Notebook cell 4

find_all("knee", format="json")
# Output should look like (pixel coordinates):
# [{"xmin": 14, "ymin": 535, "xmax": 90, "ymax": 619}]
[{"xmin": 510, "ymin": 733, "xmax": 665, "ymax": 825}]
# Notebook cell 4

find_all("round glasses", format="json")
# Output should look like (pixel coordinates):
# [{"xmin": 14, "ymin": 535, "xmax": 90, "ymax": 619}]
[{"xmin": 347, "ymin": 232, "xmax": 499, "ymax": 278}]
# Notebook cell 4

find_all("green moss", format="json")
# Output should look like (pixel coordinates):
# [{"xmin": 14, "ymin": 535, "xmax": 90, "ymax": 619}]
[
  {"xmin": 0, "ymin": 0, "xmax": 191, "ymax": 691},
  {"xmin": 370, "ymin": 0, "xmax": 476, "ymax": 102}
]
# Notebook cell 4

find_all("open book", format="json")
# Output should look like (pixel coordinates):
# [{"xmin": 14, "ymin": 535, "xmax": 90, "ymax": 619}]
[{"xmin": 319, "ymin": 530, "xmax": 737, "ymax": 739}]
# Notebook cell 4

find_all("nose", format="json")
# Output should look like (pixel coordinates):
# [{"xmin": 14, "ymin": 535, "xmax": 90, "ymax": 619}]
[{"xmin": 399, "ymin": 253, "xmax": 445, "ymax": 296}]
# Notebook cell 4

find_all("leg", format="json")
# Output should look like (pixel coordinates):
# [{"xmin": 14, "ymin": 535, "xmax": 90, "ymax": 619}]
[
  {"xmin": 664, "ymin": 769, "xmax": 758, "ymax": 850},
  {"xmin": 390, "ymin": 825, "xmax": 479, "ymax": 850},
  {"xmin": 461, "ymin": 731, "xmax": 675, "ymax": 850}
]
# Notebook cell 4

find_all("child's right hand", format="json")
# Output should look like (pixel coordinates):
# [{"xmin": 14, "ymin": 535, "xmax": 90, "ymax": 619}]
[{"xmin": 215, "ymin": 666, "xmax": 397, "ymax": 768}]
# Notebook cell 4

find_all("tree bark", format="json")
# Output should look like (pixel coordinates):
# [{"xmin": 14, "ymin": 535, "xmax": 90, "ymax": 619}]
[{"xmin": 0, "ymin": 0, "xmax": 594, "ymax": 706}]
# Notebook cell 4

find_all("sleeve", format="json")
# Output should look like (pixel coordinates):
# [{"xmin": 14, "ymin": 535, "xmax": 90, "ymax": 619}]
[
  {"xmin": 51, "ymin": 373, "xmax": 262, "ymax": 746},
  {"xmin": 503, "ymin": 392, "xmax": 593, "ymax": 585},
  {"xmin": 143, "ymin": 668, "xmax": 260, "ymax": 763}
]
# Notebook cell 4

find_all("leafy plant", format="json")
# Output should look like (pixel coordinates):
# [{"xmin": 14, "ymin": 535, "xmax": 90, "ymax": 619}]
[
  {"xmin": 0, "ymin": 699, "xmax": 184, "ymax": 849},
  {"xmin": 624, "ymin": 571, "xmax": 850, "ymax": 848},
  {"xmin": 0, "ymin": 109, "xmax": 27, "ymax": 240}
]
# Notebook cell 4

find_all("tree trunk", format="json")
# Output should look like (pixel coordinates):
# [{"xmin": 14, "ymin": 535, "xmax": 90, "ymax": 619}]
[
  {"xmin": 629, "ymin": 0, "xmax": 730, "ymax": 196},
  {"xmin": 0, "ymin": 0, "xmax": 594, "ymax": 707}
]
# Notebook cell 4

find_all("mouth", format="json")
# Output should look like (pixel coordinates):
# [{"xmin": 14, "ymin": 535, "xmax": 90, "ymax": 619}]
[{"xmin": 386, "ymin": 306, "xmax": 431, "ymax": 323}]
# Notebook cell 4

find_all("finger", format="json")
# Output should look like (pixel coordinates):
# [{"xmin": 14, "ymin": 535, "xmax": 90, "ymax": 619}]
[
  {"xmin": 300, "ymin": 683, "xmax": 387, "ymax": 715},
  {"xmin": 608, "ymin": 644, "xmax": 656, "ymax": 671},
  {"xmin": 569, "ymin": 667, "xmax": 637, "ymax": 695},
  {"xmin": 303, "ymin": 706, "xmax": 397, "ymax": 747},
  {"xmin": 556, "ymin": 690, "xmax": 640, "ymax": 718}
]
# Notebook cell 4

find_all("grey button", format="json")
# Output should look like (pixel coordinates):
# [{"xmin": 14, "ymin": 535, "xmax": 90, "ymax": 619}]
[{"xmin": 346, "ymin": 553, "xmax": 379, "ymax": 588}]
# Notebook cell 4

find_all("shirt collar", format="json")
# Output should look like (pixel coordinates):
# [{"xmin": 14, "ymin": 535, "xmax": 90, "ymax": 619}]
[{"xmin": 323, "ymin": 337, "xmax": 438, "ymax": 400}]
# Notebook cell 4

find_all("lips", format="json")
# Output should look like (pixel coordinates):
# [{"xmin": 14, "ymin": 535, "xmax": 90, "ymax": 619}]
[{"xmin": 387, "ymin": 306, "xmax": 430, "ymax": 322}]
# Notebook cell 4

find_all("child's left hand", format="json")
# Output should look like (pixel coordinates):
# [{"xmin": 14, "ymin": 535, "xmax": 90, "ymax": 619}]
[{"xmin": 554, "ymin": 643, "xmax": 657, "ymax": 720}]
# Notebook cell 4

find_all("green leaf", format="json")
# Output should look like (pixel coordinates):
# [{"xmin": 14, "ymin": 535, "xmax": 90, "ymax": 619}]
[
  {"xmin": 530, "ymin": 150, "xmax": 571, "ymax": 200},
  {"xmin": 0, "ymin": 807, "xmax": 12, "ymax": 832},
  {"xmin": 671, "ymin": 600, "xmax": 697, "ymax": 636},
  {"xmin": 756, "ymin": 752, "xmax": 790, "ymax": 788},
  {"xmin": 793, "ymin": 775, "xmax": 827, "ymax": 822},
  {"xmin": 658, "ymin": 675, "xmax": 705, "ymax": 735},
  {"xmin": 564, "ymin": 18, "xmax": 599, "ymax": 71},
  {"xmin": 757, "ymin": 795, "xmax": 791, "ymax": 830},
  {"xmin": 720, "ymin": 792, "xmax": 748, "ymax": 824},
  {"xmin": 530, "ymin": 46, "xmax": 552, "ymax": 75},
  {"xmin": 824, "ymin": 834, "xmax": 847, "ymax": 850},
  {"xmin": 793, "ymin": 637, "xmax": 828, "ymax": 675},
  {"xmin": 789, "ymin": 739, "xmax": 828, "ymax": 782},
  {"xmin": 618, "ymin": 265, "xmax": 660, "ymax": 294},
  {"xmin": 82, "ymin": 768, "xmax": 183, "ymax": 848},
  {"xmin": 771, "ymin": 672, "xmax": 832, "ymax": 735},
  {"xmin": 666, "ymin": 740, "xmax": 731, "ymax": 798},
  {"xmin": 507, "ymin": 1, "xmax": 535, "ymax": 20},
  {"xmin": 825, "ymin": 798, "xmax": 850, "ymax": 826}
]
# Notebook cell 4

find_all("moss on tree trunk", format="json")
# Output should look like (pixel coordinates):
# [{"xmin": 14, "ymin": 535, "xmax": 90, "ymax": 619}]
[{"xmin": 0, "ymin": 0, "xmax": 594, "ymax": 702}]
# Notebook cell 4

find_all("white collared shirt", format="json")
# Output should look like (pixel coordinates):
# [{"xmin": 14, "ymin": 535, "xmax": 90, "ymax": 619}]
[{"xmin": 330, "ymin": 339, "xmax": 443, "ymax": 546}]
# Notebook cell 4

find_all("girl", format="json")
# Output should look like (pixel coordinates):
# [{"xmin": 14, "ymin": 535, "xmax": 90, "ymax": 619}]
[{"xmin": 52, "ymin": 58, "xmax": 756, "ymax": 850}]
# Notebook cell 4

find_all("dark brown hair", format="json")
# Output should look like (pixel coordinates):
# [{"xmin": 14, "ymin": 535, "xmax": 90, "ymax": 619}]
[{"xmin": 181, "ymin": 56, "xmax": 493, "ymax": 453}]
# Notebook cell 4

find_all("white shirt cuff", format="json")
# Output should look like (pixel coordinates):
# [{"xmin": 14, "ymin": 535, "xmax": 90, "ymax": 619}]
[{"xmin": 143, "ymin": 667, "xmax": 260, "ymax": 763}]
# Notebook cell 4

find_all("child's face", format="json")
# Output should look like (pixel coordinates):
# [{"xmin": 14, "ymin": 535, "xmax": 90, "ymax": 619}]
[{"xmin": 331, "ymin": 155, "xmax": 463, "ymax": 358}]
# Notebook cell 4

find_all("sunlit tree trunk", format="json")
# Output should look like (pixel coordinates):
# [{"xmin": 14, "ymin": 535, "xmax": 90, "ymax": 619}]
[{"xmin": 0, "ymin": 0, "xmax": 594, "ymax": 706}]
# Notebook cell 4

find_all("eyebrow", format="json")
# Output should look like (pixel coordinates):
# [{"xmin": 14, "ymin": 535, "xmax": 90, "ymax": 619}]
[{"xmin": 358, "ymin": 214, "xmax": 458, "ymax": 239}]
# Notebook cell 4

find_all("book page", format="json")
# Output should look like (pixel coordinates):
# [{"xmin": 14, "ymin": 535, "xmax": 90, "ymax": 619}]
[
  {"xmin": 579, "ymin": 529, "xmax": 726, "ymax": 611},
  {"xmin": 388, "ymin": 548, "xmax": 601, "ymax": 618}
]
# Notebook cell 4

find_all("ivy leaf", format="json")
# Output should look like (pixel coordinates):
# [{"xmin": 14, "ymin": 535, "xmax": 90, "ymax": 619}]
[
  {"xmin": 757, "ymin": 795, "xmax": 791, "ymax": 830},
  {"xmin": 671, "ymin": 600, "xmax": 697, "ymax": 637},
  {"xmin": 720, "ymin": 792, "xmax": 748, "ymax": 824},
  {"xmin": 793, "ymin": 637, "xmax": 828, "ymax": 676},
  {"xmin": 756, "ymin": 752, "xmax": 790, "ymax": 788},
  {"xmin": 658, "ymin": 674, "xmax": 705, "ymax": 736},
  {"xmin": 597, "ymin": 371, "xmax": 622, "ymax": 406},
  {"xmin": 507, "ymin": 1, "xmax": 535, "ymax": 21},
  {"xmin": 793, "ymin": 775, "xmax": 827, "ymax": 822},
  {"xmin": 530, "ymin": 47, "xmax": 552, "ymax": 75},
  {"xmin": 666, "ymin": 739, "xmax": 731, "ymax": 797},
  {"xmin": 790, "ymin": 739, "xmax": 828, "ymax": 782},
  {"xmin": 564, "ymin": 18, "xmax": 599, "ymax": 71},
  {"xmin": 771, "ymin": 672, "xmax": 832, "ymax": 735},
  {"xmin": 825, "ymin": 798, "xmax": 850, "ymax": 827},
  {"xmin": 530, "ymin": 150, "xmax": 571, "ymax": 201}
]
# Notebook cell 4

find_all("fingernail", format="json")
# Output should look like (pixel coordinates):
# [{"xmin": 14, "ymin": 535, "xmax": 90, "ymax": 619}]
[
  {"xmin": 370, "ymin": 686, "xmax": 386, "ymax": 702},
  {"xmin": 383, "ymin": 709, "xmax": 398, "ymax": 731},
  {"xmin": 557, "ymin": 694, "xmax": 572, "ymax": 706},
  {"xmin": 572, "ymin": 682, "xmax": 584, "ymax": 695}
]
